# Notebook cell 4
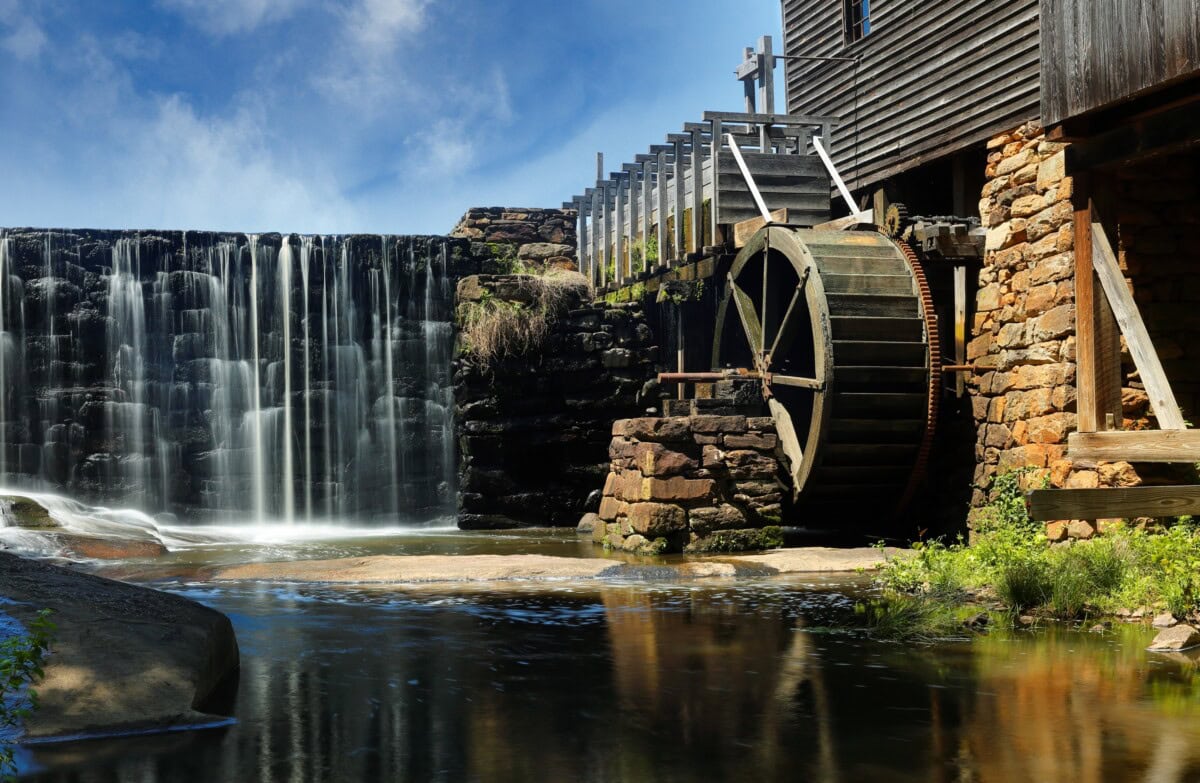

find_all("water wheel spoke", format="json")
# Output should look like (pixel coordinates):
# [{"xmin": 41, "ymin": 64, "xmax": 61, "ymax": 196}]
[
  {"xmin": 768, "ymin": 397, "xmax": 804, "ymax": 490},
  {"xmin": 766, "ymin": 277, "xmax": 806, "ymax": 369},
  {"xmin": 728, "ymin": 274, "xmax": 764, "ymax": 360},
  {"xmin": 771, "ymin": 374, "xmax": 823, "ymax": 391}
]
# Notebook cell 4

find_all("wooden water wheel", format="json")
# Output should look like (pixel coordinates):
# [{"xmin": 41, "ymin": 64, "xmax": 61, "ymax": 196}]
[{"xmin": 712, "ymin": 225, "xmax": 939, "ymax": 519}]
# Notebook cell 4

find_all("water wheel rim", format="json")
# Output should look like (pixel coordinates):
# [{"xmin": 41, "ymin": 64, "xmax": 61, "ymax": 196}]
[{"xmin": 712, "ymin": 225, "xmax": 834, "ymax": 497}]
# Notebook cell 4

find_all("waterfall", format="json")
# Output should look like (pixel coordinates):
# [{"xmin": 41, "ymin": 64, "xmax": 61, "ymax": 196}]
[{"xmin": 0, "ymin": 230, "xmax": 458, "ymax": 526}]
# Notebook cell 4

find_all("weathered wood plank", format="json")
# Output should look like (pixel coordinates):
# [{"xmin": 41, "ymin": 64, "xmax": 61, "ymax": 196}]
[
  {"xmin": 1091, "ymin": 219, "xmax": 1186, "ymax": 430},
  {"xmin": 1041, "ymin": 0, "xmax": 1200, "ymax": 126},
  {"xmin": 1028, "ymin": 485, "xmax": 1200, "ymax": 521},
  {"xmin": 784, "ymin": 0, "xmax": 1039, "ymax": 190},
  {"xmin": 1068, "ymin": 430, "xmax": 1200, "ymax": 462},
  {"xmin": 733, "ymin": 209, "xmax": 788, "ymax": 248}
]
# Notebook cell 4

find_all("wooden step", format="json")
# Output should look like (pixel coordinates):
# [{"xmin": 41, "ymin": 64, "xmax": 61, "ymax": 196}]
[
  {"xmin": 834, "ymin": 392, "xmax": 927, "ymax": 417},
  {"xmin": 826, "ymin": 293, "xmax": 921, "ymax": 318},
  {"xmin": 828, "ymin": 418, "xmax": 925, "ymax": 443},
  {"xmin": 821, "ymin": 273, "xmax": 915, "ymax": 296},
  {"xmin": 830, "ymin": 316, "xmax": 925, "ymax": 342},
  {"xmin": 811, "ymin": 465, "xmax": 913, "ymax": 484},
  {"xmin": 816, "ymin": 256, "xmax": 909, "ymax": 276},
  {"xmin": 833, "ymin": 340, "xmax": 927, "ymax": 365},
  {"xmin": 833, "ymin": 366, "xmax": 929, "ymax": 390},
  {"xmin": 823, "ymin": 442, "xmax": 919, "ymax": 466}
]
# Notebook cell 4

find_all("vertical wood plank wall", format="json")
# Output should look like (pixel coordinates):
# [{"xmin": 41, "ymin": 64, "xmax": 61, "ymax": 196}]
[
  {"xmin": 781, "ymin": 0, "xmax": 1041, "ymax": 193},
  {"xmin": 1041, "ymin": 0, "xmax": 1200, "ymax": 126}
]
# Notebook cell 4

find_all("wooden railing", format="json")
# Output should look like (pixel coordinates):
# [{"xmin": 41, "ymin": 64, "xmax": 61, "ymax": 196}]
[{"xmin": 564, "ymin": 111, "xmax": 837, "ymax": 290}]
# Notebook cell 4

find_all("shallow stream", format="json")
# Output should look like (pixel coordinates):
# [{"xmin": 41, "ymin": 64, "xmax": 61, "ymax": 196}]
[{"xmin": 18, "ymin": 543, "xmax": 1200, "ymax": 783}]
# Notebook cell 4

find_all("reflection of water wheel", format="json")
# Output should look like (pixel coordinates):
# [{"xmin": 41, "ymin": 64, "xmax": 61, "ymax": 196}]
[{"xmin": 712, "ymin": 225, "xmax": 937, "ymax": 520}]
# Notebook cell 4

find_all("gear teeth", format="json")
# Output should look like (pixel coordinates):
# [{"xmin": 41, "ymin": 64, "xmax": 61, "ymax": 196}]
[{"xmin": 895, "ymin": 239, "xmax": 940, "ymax": 516}]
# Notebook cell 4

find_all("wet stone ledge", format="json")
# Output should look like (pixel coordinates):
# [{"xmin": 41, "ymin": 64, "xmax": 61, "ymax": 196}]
[{"xmin": 585, "ymin": 415, "xmax": 786, "ymax": 554}]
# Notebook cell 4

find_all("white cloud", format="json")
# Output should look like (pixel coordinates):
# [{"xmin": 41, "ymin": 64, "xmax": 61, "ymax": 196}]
[
  {"xmin": 157, "ymin": 0, "xmax": 307, "ymax": 36},
  {"xmin": 104, "ymin": 95, "xmax": 359, "ymax": 232},
  {"xmin": 1, "ymin": 3, "xmax": 46, "ymax": 61},
  {"xmin": 314, "ymin": 0, "xmax": 428, "ymax": 105},
  {"xmin": 343, "ymin": 0, "xmax": 426, "ymax": 57}
]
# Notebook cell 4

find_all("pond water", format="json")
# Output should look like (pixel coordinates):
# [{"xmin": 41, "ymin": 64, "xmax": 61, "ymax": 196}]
[{"xmin": 18, "ymin": 567, "xmax": 1200, "ymax": 782}]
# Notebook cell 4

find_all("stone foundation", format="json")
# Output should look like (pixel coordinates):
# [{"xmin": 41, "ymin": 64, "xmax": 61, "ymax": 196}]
[
  {"xmin": 454, "ymin": 275, "xmax": 658, "ymax": 529},
  {"xmin": 588, "ymin": 415, "xmax": 785, "ymax": 554},
  {"xmin": 969, "ymin": 124, "xmax": 1200, "ymax": 538}
]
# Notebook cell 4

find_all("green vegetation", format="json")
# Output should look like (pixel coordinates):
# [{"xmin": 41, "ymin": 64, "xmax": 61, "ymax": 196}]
[
  {"xmin": 1, "ymin": 609, "xmax": 54, "ymax": 781},
  {"xmin": 486, "ymin": 242, "xmax": 523, "ymax": 274},
  {"xmin": 878, "ymin": 468, "xmax": 1200, "ymax": 622},
  {"xmin": 458, "ymin": 270, "xmax": 590, "ymax": 366}
]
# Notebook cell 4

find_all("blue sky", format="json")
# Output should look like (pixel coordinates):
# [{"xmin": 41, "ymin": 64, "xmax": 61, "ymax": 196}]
[{"xmin": 0, "ymin": 0, "xmax": 784, "ymax": 234}]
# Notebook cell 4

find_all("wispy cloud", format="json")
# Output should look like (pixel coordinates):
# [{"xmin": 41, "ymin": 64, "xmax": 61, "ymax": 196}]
[
  {"xmin": 342, "ymin": 0, "xmax": 426, "ymax": 57},
  {"xmin": 157, "ymin": 0, "xmax": 307, "ymax": 36},
  {"xmin": 0, "ymin": 1, "xmax": 47, "ymax": 61},
  {"xmin": 314, "ymin": 0, "xmax": 428, "ymax": 105}
]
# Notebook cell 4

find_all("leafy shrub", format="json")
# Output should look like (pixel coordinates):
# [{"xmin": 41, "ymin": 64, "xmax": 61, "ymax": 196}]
[{"xmin": 1, "ymin": 609, "xmax": 54, "ymax": 780}]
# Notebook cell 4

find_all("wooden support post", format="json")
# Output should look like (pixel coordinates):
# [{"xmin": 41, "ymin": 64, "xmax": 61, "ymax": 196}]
[
  {"xmin": 656, "ymin": 149, "xmax": 668, "ymax": 268},
  {"xmin": 690, "ymin": 127, "xmax": 704, "ymax": 253},
  {"xmin": 615, "ymin": 175, "xmax": 626, "ymax": 284},
  {"xmin": 641, "ymin": 159, "xmax": 652, "ymax": 270},
  {"xmin": 574, "ymin": 197, "xmax": 587, "ymax": 281},
  {"xmin": 673, "ymin": 138, "xmax": 686, "ymax": 260},
  {"xmin": 623, "ymin": 164, "xmax": 639, "ymax": 275},
  {"xmin": 758, "ymin": 35, "xmax": 775, "ymax": 115},
  {"xmin": 954, "ymin": 265, "xmax": 967, "ymax": 398},
  {"xmin": 710, "ymin": 118, "xmax": 723, "ymax": 248},
  {"xmin": 600, "ymin": 181, "xmax": 612, "ymax": 287},
  {"xmin": 1091, "ymin": 214, "xmax": 1185, "ymax": 430},
  {"xmin": 1073, "ymin": 188, "xmax": 1122, "ymax": 432},
  {"xmin": 741, "ymin": 47, "xmax": 756, "ymax": 113}
]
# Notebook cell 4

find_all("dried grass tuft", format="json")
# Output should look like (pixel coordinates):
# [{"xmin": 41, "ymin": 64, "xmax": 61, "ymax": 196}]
[{"xmin": 459, "ymin": 271, "xmax": 590, "ymax": 366}]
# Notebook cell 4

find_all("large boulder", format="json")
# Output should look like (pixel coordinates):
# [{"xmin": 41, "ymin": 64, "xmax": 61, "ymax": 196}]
[{"xmin": 0, "ymin": 552, "xmax": 239, "ymax": 739}]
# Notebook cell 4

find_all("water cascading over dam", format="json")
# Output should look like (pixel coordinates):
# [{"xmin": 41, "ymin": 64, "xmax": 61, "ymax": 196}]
[{"xmin": 0, "ymin": 229, "xmax": 459, "ymax": 525}]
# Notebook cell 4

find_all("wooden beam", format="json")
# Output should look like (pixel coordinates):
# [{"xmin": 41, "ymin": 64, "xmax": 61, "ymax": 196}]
[
  {"xmin": 1068, "ymin": 430, "xmax": 1200, "ymax": 463},
  {"xmin": 733, "ymin": 209, "xmax": 789, "ymax": 248},
  {"xmin": 812, "ymin": 210, "xmax": 873, "ymax": 231},
  {"xmin": 1073, "ymin": 191, "xmax": 1122, "ymax": 432},
  {"xmin": 1091, "ymin": 218, "xmax": 1186, "ymax": 430},
  {"xmin": 1028, "ymin": 485, "xmax": 1200, "ymax": 521}
]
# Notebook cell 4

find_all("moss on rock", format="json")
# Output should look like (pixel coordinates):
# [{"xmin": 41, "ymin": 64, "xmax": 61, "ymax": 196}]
[
  {"xmin": 3, "ymin": 496, "xmax": 57, "ymax": 529},
  {"xmin": 685, "ymin": 526, "xmax": 784, "ymax": 554}
]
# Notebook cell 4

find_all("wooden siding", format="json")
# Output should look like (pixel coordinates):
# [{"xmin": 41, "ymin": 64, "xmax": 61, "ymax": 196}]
[
  {"xmin": 782, "ymin": 0, "xmax": 1041, "ymax": 192},
  {"xmin": 715, "ymin": 151, "xmax": 830, "ymax": 226},
  {"xmin": 1041, "ymin": 0, "xmax": 1200, "ymax": 127}
]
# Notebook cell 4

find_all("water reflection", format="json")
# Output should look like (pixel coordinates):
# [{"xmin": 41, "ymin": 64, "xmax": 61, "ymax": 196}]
[{"xmin": 23, "ymin": 580, "xmax": 1200, "ymax": 782}]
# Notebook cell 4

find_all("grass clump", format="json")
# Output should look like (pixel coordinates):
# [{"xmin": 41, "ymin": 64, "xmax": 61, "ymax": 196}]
[
  {"xmin": 458, "ymin": 270, "xmax": 590, "ymax": 366},
  {"xmin": 877, "ymin": 468, "xmax": 1200, "ymax": 623}
]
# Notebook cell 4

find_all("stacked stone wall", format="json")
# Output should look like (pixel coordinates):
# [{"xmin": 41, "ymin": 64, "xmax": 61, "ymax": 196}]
[
  {"xmin": 969, "ymin": 122, "xmax": 1085, "ymax": 530},
  {"xmin": 454, "ymin": 275, "xmax": 657, "ymax": 529},
  {"xmin": 450, "ymin": 208, "xmax": 578, "ymax": 269},
  {"xmin": 587, "ymin": 415, "xmax": 785, "ymax": 554},
  {"xmin": 970, "ymin": 126, "xmax": 1200, "ymax": 538}
]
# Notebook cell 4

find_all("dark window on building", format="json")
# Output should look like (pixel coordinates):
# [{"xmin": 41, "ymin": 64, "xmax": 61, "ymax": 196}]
[{"xmin": 844, "ymin": 0, "xmax": 871, "ymax": 44}]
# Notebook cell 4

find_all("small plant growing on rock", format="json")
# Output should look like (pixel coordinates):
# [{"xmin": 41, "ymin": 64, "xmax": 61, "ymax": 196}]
[{"xmin": 0, "ymin": 609, "xmax": 54, "ymax": 781}]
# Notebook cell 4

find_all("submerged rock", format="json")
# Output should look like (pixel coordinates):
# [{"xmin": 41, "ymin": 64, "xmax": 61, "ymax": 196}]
[
  {"xmin": 0, "ymin": 551, "xmax": 238, "ymax": 739},
  {"xmin": 52, "ymin": 534, "xmax": 168, "ymax": 560},
  {"xmin": 1147, "ymin": 624, "xmax": 1200, "ymax": 652}
]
